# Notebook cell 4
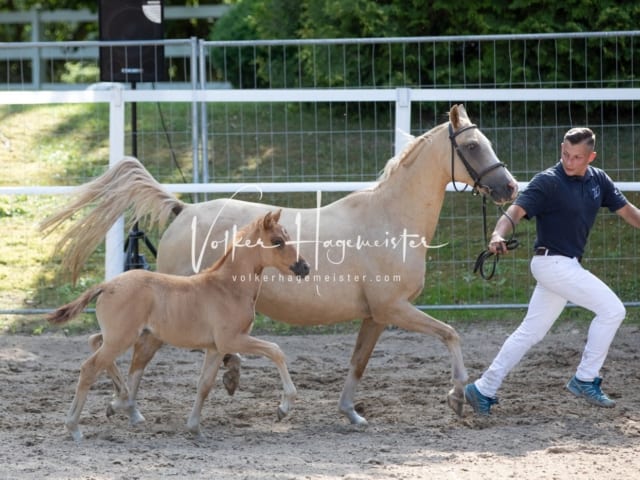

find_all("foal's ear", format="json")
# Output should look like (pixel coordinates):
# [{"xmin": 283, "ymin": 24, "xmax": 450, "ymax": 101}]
[{"xmin": 262, "ymin": 209, "xmax": 282, "ymax": 230}]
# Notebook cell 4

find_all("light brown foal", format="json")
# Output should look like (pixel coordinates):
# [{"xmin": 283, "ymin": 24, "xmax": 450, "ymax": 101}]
[{"xmin": 47, "ymin": 210, "xmax": 309, "ymax": 441}]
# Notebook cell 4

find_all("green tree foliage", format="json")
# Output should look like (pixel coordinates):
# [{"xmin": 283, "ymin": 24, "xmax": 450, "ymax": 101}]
[
  {"xmin": 208, "ymin": 0, "xmax": 303, "ymax": 87},
  {"xmin": 210, "ymin": 0, "xmax": 640, "ymax": 89}
]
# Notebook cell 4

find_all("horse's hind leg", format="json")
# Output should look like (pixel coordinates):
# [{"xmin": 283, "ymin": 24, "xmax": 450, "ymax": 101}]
[
  {"xmin": 186, "ymin": 349, "xmax": 224, "ymax": 438},
  {"xmin": 89, "ymin": 333, "xmax": 146, "ymax": 425},
  {"xmin": 338, "ymin": 316, "xmax": 386, "ymax": 425},
  {"xmin": 122, "ymin": 329, "xmax": 165, "ymax": 425},
  {"xmin": 65, "ymin": 345, "xmax": 119, "ymax": 442},
  {"xmin": 87, "ymin": 334, "xmax": 135, "ymax": 419}
]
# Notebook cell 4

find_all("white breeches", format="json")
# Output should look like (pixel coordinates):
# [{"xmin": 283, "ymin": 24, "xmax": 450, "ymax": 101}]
[{"xmin": 476, "ymin": 255, "xmax": 625, "ymax": 398}]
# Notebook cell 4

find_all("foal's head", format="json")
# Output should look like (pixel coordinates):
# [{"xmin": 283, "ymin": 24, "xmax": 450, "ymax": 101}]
[{"xmin": 255, "ymin": 210, "xmax": 310, "ymax": 278}]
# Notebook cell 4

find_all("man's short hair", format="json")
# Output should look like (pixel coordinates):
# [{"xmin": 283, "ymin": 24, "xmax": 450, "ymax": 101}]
[{"xmin": 564, "ymin": 127, "xmax": 596, "ymax": 149}]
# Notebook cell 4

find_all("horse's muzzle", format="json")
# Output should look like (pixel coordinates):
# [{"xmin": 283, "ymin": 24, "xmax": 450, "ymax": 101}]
[
  {"xmin": 487, "ymin": 179, "xmax": 519, "ymax": 205},
  {"xmin": 290, "ymin": 259, "xmax": 310, "ymax": 278}
]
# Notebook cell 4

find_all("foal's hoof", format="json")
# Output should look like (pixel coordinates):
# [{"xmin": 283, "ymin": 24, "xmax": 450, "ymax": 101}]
[
  {"xmin": 129, "ymin": 410, "xmax": 146, "ymax": 426},
  {"xmin": 66, "ymin": 424, "xmax": 83, "ymax": 442},
  {"xmin": 277, "ymin": 406, "xmax": 287, "ymax": 421},
  {"xmin": 223, "ymin": 354, "xmax": 241, "ymax": 396},
  {"xmin": 222, "ymin": 369, "xmax": 240, "ymax": 396},
  {"xmin": 106, "ymin": 405, "xmax": 115, "ymax": 418},
  {"xmin": 447, "ymin": 387, "xmax": 465, "ymax": 417}
]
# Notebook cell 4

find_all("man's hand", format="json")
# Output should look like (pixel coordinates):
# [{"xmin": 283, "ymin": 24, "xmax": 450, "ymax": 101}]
[{"xmin": 488, "ymin": 233, "xmax": 507, "ymax": 254}]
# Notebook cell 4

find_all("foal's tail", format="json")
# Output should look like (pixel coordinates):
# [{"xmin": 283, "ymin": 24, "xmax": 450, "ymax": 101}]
[
  {"xmin": 46, "ymin": 285, "xmax": 103, "ymax": 325},
  {"xmin": 40, "ymin": 156, "xmax": 186, "ymax": 283}
]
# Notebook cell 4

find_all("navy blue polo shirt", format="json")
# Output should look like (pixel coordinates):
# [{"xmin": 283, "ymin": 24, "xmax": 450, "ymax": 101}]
[{"xmin": 515, "ymin": 161, "xmax": 627, "ymax": 259}]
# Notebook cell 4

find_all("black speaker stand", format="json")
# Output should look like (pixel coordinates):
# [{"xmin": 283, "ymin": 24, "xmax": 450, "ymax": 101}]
[
  {"xmin": 124, "ymin": 81, "xmax": 157, "ymax": 271},
  {"xmin": 124, "ymin": 222, "xmax": 157, "ymax": 270}
]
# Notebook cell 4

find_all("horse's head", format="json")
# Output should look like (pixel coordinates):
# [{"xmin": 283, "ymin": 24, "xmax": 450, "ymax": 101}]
[
  {"xmin": 259, "ymin": 210, "xmax": 310, "ymax": 278},
  {"xmin": 448, "ymin": 105, "xmax": 518, "ymax": 204}
]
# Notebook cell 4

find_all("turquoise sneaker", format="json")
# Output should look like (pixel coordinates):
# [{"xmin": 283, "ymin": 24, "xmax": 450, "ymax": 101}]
[
  {"xmin": 565, "ymin": 376, "xmax": 616, "ymax": 408},
  {"xmin": 464, "ymin": 383, "xmax": 498, "ymax": 416}
]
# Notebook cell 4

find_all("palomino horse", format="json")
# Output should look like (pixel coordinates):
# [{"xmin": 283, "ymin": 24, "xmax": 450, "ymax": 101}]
[
  {"xmin": 47, "ymin": 211, "xmax": 310, "ymax": 441},
  {"xmin": 42, "ymin": 104, "xmax": 518, "ymax": 425}
]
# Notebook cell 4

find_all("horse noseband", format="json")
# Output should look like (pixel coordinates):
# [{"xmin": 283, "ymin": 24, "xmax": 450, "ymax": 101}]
[{"xmin": 448, "ymin": 123, "xmax": 506, "ymax": 194}]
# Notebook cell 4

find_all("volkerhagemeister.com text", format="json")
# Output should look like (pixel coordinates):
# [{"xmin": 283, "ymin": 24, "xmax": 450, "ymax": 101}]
[{"xmin": 231, "ymin": 272, "xmax": 402, "ymax": 284}]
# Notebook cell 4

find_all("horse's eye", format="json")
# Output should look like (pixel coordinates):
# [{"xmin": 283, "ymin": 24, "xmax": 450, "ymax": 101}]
[
  {"xmin": 272, "ymin": 238, "xmax": 285, "ymax": 249},
  {"xmin": 467, "ymin": 142, "xmax": 478, "ymax": 151}
]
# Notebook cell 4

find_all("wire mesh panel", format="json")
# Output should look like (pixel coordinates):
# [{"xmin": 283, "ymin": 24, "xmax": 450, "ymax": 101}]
[{"xmin": 197, "ymin": 34, "xmax": 640, "ymax": 311}]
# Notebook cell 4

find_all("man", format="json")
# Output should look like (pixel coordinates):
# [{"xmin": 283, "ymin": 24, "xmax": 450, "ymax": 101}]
[{"xmin": 465, "ymin": 127, "xmax": 640, "ymax": 415}]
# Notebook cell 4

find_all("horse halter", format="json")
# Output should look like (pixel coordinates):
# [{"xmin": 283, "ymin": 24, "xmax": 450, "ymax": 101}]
[
  {"xmin": 448, "ymin": 122, "xmax": 519, "ymax": 279},
  {"xmin": 448, "ymin": 122, "xmax": 507, "ymax": 195}
]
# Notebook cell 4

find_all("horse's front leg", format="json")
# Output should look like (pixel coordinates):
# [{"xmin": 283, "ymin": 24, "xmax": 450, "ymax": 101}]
[
  {"xmin": 378, "ymin": 302, "xmax": 468, "ymax": 417},
  {"xmin": 338, "ymin": 316, "xmax": 386, "ymax": 425},
  {"xmin": 225, "ymin": 335, "xmax": 297, "ymax": 420},
  {"xmin": 222, "ymin": 353, "xmax": 242, "ymax": 395},
  {"xmin": 186, "ymin": 349, "xmax": 224, "ymax": 439}
]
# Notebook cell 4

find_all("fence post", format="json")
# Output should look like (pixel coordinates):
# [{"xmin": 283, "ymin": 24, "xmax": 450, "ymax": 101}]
[
  {"xmin": 30, "ymin": 8, "xmax": 42, "ymax": 89},
  {"xmin": 105, "ymin": 84, "xmax": 126, "ymax": 280},
  {"xmin": 394, "ymin": 88, "xmax": 411, "ymax": 156},
  {"xmin": 191, "ymin": 36, "xmax": 200, "ymax": 202},
  {"xmin": 198, "ymin": 38, "xmax": 208, "ymax": 197}
]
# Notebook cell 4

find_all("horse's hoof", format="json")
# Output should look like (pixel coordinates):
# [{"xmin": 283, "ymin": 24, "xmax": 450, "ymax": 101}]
[
  {"xmin": 67, "ymin": 426, "xmax": 83, "ymax": 442},
  {"xmin": 350, "ymin": 415, "xmax": 368, "ymax": 426},
  {"xmin": 106, "ymin": 405, "xmax": 115, "ymax": 417},
  {"xmin": 222, "ymin": 370, "xmax": 239, "ymax": 396},
  {"xmin": 340, "ymin": 407, "xmax": 368, "ymax": 426},
  {"xmin": 447, "ymin": 388, "xmax": 464, "ymax": 417},
  {"xmin": 129, "ymin": 410, "xmax": 146, "ymax": 426},
  {"xmin": 277, "ymin": 406, "xmax": 287, "ymax": 421}
]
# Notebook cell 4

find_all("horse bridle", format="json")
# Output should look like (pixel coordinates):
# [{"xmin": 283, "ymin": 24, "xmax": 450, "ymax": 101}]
[
  {"xmin": 448, "ymin": 122, "xmax": 507, "ymax": 195},
  {"xmin": 448, "ymin": 122, "xmax": 519, "ymax": 279}
]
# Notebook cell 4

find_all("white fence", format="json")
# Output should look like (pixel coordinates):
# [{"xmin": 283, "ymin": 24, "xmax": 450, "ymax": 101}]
[{"xmin": 2, "ymin": 84, "xmax": 640, "ymax": 290}]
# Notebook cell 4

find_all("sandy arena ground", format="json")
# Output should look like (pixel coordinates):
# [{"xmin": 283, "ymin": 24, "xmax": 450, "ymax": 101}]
[{"xmin": 1, "ymin": 321, "xmax": 639, "ymax": 479}]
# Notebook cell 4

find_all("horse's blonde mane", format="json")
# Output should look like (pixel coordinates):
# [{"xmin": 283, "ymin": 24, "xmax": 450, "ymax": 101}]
[{"xmin": 374, "ymin": 122, "xmax": 448, "ymax": 186}]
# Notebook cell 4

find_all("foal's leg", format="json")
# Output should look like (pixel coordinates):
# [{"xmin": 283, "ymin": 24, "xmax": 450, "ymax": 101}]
[
  {"xmin": 226, "ymin": 335, "xmax": 297, "ymax": 420},
  {"xmin": 65, "ymin": 344, "xmax": 121, "ymax": 442},
  {"xmin": 119, "ymin": 329, "xmax": 165, "ymax": 424},
  {"xmin": 338, "ymin": 316, "xmax": 386, "ymax": 425},
  {"xmin": 375, "ymin": 302, "xmax": 468, "ymax": 416},
  {"xmin": 186, "ymin": 349, "xmax": 224, "ymax": 438},
  {"xmin": 88, "ymin": 334, "xmax": 144, "ymax": 425},
  {"xmin": 88, "ymin": 334, "xmax": 128, "ymax": 399}
]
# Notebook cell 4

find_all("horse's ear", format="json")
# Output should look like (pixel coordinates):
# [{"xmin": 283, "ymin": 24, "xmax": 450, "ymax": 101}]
[
  {"xmin": 450, "ymin": 104, "xmax": 460, "ymax": 128},
  {"xmin": 262, "ymin": 209, "xmax": 281, "ymax": 230},
  {"xmin": 450, "ymin": 104, "xmax": 469, "ymax": 129}
]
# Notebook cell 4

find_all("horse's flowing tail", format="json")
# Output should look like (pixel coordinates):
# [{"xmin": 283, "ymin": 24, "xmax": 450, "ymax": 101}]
[
  {"xmin": 46, "ymin": 286, "xmax": 103, "ymax": 325},
  {"xmin": 40, "ymin": 156, "xmax": 186, "ymax": 283}
]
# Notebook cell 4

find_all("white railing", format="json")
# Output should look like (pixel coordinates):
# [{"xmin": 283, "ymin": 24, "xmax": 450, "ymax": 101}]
[{"xmin": 2, "ymin": 85, "xmax": 640, "ymax": 282}]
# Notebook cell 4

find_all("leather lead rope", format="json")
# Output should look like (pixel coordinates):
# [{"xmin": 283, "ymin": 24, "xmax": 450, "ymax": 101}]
[{"xmin": 473, "ymin": 197, "xmax": 519, "ymax": 280}]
